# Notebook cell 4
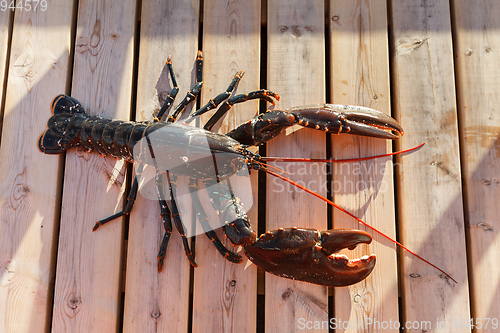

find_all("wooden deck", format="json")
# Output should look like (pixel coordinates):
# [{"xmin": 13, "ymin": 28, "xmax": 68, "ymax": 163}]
[{"xmin": 0, "ymin": 0, "xmax": 499, "ymax": 332}]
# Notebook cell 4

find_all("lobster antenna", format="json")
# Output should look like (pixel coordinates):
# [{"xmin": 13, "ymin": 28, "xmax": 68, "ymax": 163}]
[
  {"xmin": 257, "ymin": 160, "xmax": 289, "ymax": 175},
  {"xmin": 261, "ymin": 142, "xmax": 425, "ymax": 163},
  {"xmin": 257, "ymin": 162, "xmax": 457, "ymax": 284}
]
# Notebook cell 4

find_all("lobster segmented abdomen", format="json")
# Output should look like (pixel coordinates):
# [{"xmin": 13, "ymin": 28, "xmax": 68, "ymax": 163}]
[
  {"xmin": 38, "ymin": 95, "xmax": 143, "ymax": 162},
  {"xmin": 39, "ymin": 95, "xmax": 249, "ymax": 178}
]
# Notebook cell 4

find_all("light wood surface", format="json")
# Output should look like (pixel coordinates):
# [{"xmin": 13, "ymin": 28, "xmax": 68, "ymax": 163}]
[
  {"xmin": 2, "ymin": 0, "xmax": 499, "ymax": 331},
  {"xmin": 0, "ymin": 2, "xmax": 73, "ymax": 332},
  {"xmin": 122, "ymin": 0, "xmax": 199, "ymax": 332},
  {"xmin": 192, "ymin": 0, "xmax": 260, "ymax": 332},
  {"xmin": 391, "ymin": 0, "xmax": 471, "ymax": 331},
  {"xmin": 330, "ymin": 1, "xmax": 399, "ymax": 332},
  {"xmin": 266, "ymin": 1, "xmax": 328, "ymax": 332},
  {"xmin": 51, "ymin": 0, "xmax": 137, "ymax": 331},
  {"xmin": 452, "ymin": 0, "xmax": 500, "ymax": 330}
]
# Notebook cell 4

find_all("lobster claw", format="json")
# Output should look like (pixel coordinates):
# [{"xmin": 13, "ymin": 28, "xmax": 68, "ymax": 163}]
[
  {"xmin": 226, "ymin": 103, "xmax": 403, "ymax": 146},
  {"xmin": 243, "ymin": 228, "xmax": 376, "ymax": 287},
  {"xmin": 287, "ymin": 104, "xmax": 404, "ymax": 139}
]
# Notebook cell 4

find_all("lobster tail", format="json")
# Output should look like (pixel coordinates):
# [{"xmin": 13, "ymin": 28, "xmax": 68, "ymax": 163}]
[
  {"xmin": 38, "ymin": 95, "xmax": 89, "ymax": 154},
  {"xmin": 38, "ymin": 95, "xmax": 141, "ymax": 161},
  {"xmin": 51, "ymin": 94, "xmax": 85, "ymax": 114},
  {"xmin": 38, "ymin": 130, "xmax": 71, "ymax": 154}
]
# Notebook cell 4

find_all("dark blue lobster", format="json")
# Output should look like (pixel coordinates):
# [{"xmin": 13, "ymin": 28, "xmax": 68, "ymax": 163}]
[{"xmin": 38, "ymin": 52, "xmax": 406, "ymax": 287}]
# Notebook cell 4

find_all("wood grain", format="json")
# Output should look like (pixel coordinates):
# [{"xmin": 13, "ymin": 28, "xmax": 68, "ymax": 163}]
[
  {"xmin": 329, "ymin": 1, "xmax": 399, "ymax": 331},
  {"xmin": 191, "ymin": 1, "xmax": 260, "ymax": 332},
  {"xmin": 390, "ymin": 0, "xmax": 471, "ymax": 331},
  {"xmin": 51, "ymin": 0, "xmax": 137, "ymax": 331},
  {"xmin": 0, "ymin": 2, "xmax": 74, "ymax": 332},
  {"xmin": 452, "ymin": 0, "xmax": 500, "ymax": 328},
  {"xmin": 122, "ymin": 0, "xmax": 199, "ymax": 332},
  {"xmin": 266, "ymin": 1, "xmax": 328, "ymax": 332}
]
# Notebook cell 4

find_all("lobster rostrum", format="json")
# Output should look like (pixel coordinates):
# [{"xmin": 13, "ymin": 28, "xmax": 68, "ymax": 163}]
[{"xmin": 38, "ymin": 52, "xmax": 449, "ymax": 287}]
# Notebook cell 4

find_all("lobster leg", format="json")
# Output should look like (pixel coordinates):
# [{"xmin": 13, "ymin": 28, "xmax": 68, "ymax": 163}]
[
  {"xmin": 190, "ymin": 70, "xmax": 245, "ymax": 118},
  {"xmin": 130, "ymin": 132, "xmax": 197, "ymax": 268},
  {"xmin": 155, "ymin": 171, "xmax": 174, "ymax": 272},
  {"xmin": 181, "ymin": 70, "xmax": 280, "ymax": 130},
  {"xmin": 155, "ymin": 55, "xmax": 180, "ymax": 122},
  {"xmin": 166, "ymin": 51, "xmax": 204, "ymax": 122},
  {"xmin": 202, "ymin": 90, "xmax": 280, "ymax": 131},
  {"xmin": 92, "ymin": 163, "xmax": 144, "ymax": 231},
  {"xmin": 188, "ymin": 178, "xmax": 242, "ymax": 263},
  {"xmin": 226, "ymin": 104, "xmax": 404, "ymax": 146},
  {"xmin": 167, "ymin": 174, "xmax": 197, "ymax": 267}
]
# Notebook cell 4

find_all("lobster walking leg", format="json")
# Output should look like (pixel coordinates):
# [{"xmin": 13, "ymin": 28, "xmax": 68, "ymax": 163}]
[
  {"xmin": 155, "ymin": 55, "xmax": 180, "ymax": 122},
  {"xmin": 92, "ymin": 163, "xmax": 144, "ymax": 231},
  {"xmin": 166, "ymin": 51, "xmax": 204, "ymax": 122},
  {"xmin": 188, "ymin": 178, "xmax": 242, "ymax": 263},
  {"xmin": 192, "ymin": 70, "xmax": 244, "ymax": 117},
  {"xmin": 166, "ymin": 173, "xmax": 197, "ymax": 267},
  {"xmin": 202, "ymin": 90, "xmax": 280, "ymax": 131},
  {"xmin": 143, "ymin": 131, "xmax": 198, "ymax": 269},
  {"xmin": 155, "ymin": 171, "xmax": 174, "ymax": 272},
  {"xmin": 153, "ymin": 52, "xmax": 205, "ymax": 268}
]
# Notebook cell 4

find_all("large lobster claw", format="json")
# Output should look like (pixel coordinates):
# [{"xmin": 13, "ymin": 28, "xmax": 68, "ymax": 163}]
[
  {"xmin": 287, "ymin": 104, "xmax": 403, "ymax": 139},
  {"xmin": 243, "ymin": 228, "xmax": 376, "ymax": 287},
  {"xmin": 226, "ymin": 104, "xmax": 403, "ymax": 145}
]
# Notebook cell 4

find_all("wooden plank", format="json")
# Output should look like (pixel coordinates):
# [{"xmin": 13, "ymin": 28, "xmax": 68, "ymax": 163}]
[
  {"xmin": 122, "ymin": 0, "xmax": 199, "ymax": 332},
  {"xmin": 0, "ymin": 1, "xmax": 74, "ymax": 332},
  {"xmin": 51, "ymin": 0, "xmax": 137, "ymax": 331},
  {"xmin": 451, "ymin": 0, "xmax": 500, "ymax": 328},
  {"xmin": 191, "ymin": 1, "xmax": 260, "ymax": 332},
  {"xmin": 390, "ymin": 0, "xmax": 471, "ymax": 330},
  {"xmin": 266, "ymin": 1, "xmax": 328, "ymax": 332},
  {"xmin": 329, "ymin": 1, "xmax": 399, "ymax": 331},
  {"xmin": 0, "ymin": 8, "xmax": 12, "ymax": 122}
]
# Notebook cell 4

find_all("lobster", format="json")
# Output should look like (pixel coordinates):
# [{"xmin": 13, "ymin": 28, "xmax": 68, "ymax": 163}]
[{"xmin": 38, "ymin": 52, "xmax": 453, "ymax": 287}]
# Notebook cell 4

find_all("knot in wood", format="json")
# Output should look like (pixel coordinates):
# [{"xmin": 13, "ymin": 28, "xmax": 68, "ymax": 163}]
[
  {"xmin": 151, "ymin": 307, "xmax": 161, "ymax": 319},
  {"xmin": 67, "ymin": 292, "xmax": 81, "ymax": 310},
  {"xmin": 282, "ymin": 288, "xmax": 293, "ymax": 300}
]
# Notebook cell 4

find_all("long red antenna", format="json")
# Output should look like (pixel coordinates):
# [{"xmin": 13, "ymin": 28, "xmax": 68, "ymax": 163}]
[
  {"xmin": 255, "ymin": 154, "xmax": 457, "ymax": 283},
  {"xmin": 261, "ymin": 142, "xmax": 425, "ymax": 163}
]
